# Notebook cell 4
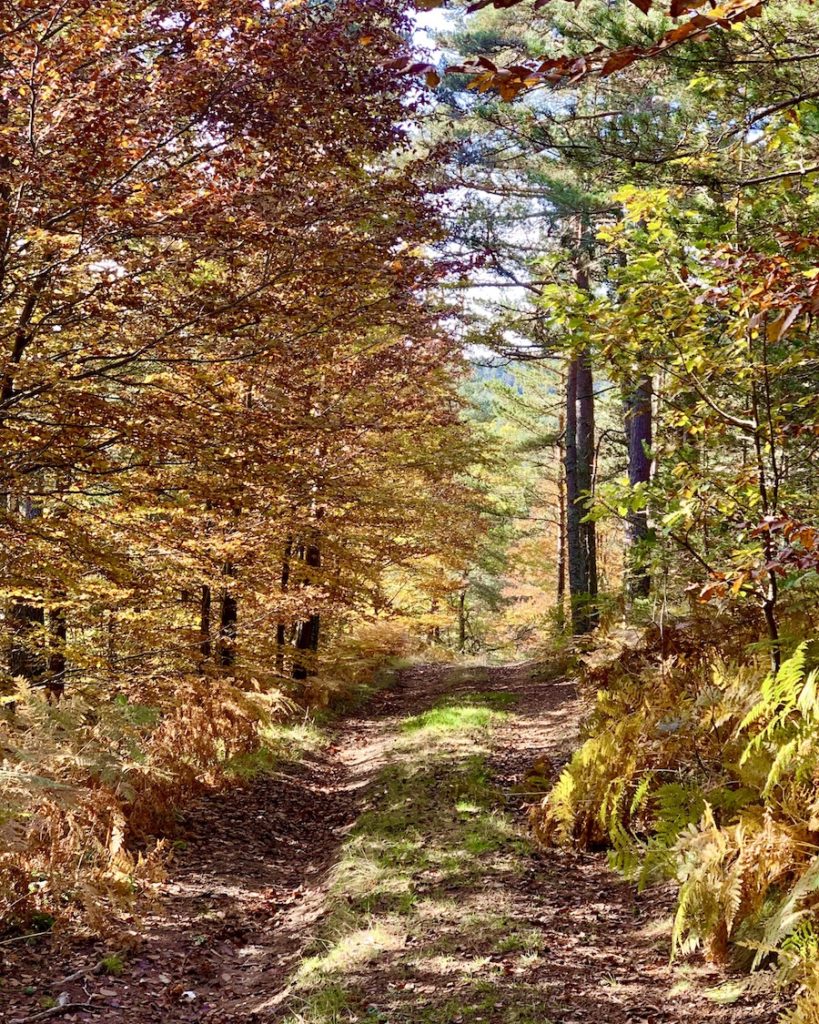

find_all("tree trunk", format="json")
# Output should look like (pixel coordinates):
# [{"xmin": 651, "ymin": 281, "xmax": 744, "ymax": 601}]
[
  {"xmin": 292, "ymin": 543, "xmax": 320, "ymax": 681},
  {"xmin": 577, "ymin": 348, "xmax": 598, "ymax": 625},
  {"xmin": 216, "ymin": 569, "xmax": 237, "ymax": 668},
  {"xmin": 751, "ymin": 378, "xmax": 781, "ymax": 674},
  {"xmin": 200, "ymin": 584, "xmax": 212, "ymax": 662},
  {"xmin": 565, "ymin": 354, "xmax": 597, "ymax": 635},
  {"xmin": 762, "ymin": 578, "xmax": 781, "ymax": 675},
  {"xmin": 46, "ymin": 600, "xmax": 66, "ymax": 701},
  {"xmin": 275, "ymin": 537, "xmax": 292, "ymax": 675},
  {"xmin": 565, "ymin": 225, "xmax": 599, "ymax": 635},
  {"xmin": 565, "ymin": 357, "xmax": 586, "ymax": 634},
  {"xmin": 458, "ymin": 588, "xmax": 467, "ymax": 652},
  {"xmin": 5, "ymin": 494, "xmax": 45, "ymax": 687},
  {"xmin": 7, "ymin": 601, "xmax": 44, "ymax": 683},
  {"xmin": 626, "ymin": 375, "xmax": 652, "ymax": 599},
  {"xmin": 556, "ymin": 406, "xmax": 567, "ymax": 632}
]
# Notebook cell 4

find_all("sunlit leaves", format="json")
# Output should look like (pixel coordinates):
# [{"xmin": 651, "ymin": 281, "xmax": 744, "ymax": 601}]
[
  {"xmin": 421, "ymin": 0, "xmax": 767, "ymax": 95},
  {"xmin": 0, "ymin": 0, "xmax": 477, "ymax": 699}
]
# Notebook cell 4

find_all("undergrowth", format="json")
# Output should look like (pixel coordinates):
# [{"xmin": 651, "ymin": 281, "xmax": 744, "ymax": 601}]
[
  {"xmin": 0, "ymin": 621, "xmax": 418, "ymax": 936},
  {"xmin": 532, "ymin": 617, "xmax": 819, "ymax": 1019},
  {"xmin": 0, "ymin": 674, "xmax": 281, "ymax": 934}
]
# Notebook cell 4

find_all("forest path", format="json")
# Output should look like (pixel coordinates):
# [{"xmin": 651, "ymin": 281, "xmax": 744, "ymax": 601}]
[{"xmin": 5, "ymin": 664, "xmax": 776, "ymax": 1024}]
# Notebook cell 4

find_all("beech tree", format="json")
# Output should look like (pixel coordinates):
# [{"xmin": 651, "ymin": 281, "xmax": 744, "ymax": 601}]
[{"xmin": 0, "ymin": 0, "xmax": 478, "ymax": 694}]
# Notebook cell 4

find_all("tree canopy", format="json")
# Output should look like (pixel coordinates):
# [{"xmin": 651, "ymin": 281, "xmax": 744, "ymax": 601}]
[{"xmin": 2, "ymin": 2, "xmax": 819, "ymax": 1021}]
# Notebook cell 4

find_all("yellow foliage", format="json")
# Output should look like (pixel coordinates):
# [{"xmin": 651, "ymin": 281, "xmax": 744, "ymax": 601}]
[
  {"xmin": 532, "ymin": 620, "xmax": 819, "ymax": 1014},
  {"xmin": 0, "ymin": 675, "xmax": 278, "ymax": 933}
]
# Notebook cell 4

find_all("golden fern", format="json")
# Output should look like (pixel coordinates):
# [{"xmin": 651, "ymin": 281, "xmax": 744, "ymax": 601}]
[{"xmin": 534, "ymin": 625, "xmax": 819, "ymax": 994}]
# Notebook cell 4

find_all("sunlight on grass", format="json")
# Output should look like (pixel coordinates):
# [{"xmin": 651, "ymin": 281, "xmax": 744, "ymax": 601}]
[
  {"xmin": 284, "ymin": 984, "xmax": 353, "ymax": 1024},
  {"xmin": 275, "ymin": 684, "xmax": 553, "ymax": 1024},
  {"xmin": 400, "ymin": 690, "xmax": 516, "ymax": 734},
  {"xmin": 421, "ymin": 952, "xmax": 493, "ymax": 976},
  {"xmin": 400, "ymin": 703, "xmax": 497, "ymax": 733},
  {"xmin": 704, "ymin": 980, "xmax": 747, "ymax": 1004},
  {"xmin": 399, "ymin": 688, "xmax": 515, "ymax": 737},
  {"xmin": 495, "ymin": 928, "xmax": 545, "ymax": 955},
  {"xmin": 299, "ymin": 922, "xmax": 406, "ymax": 979},
  {"xmin": 224, "ymin": 720, "xmax": 324, "ymax": 779}
]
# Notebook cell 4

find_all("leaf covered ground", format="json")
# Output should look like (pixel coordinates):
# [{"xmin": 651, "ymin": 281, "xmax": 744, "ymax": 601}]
[{"xmin": 1, "ymin": 665, "xmax": 779, "ymax": 1024}]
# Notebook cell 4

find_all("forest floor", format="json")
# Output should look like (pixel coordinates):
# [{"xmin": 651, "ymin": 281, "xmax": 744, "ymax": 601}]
[{"xmin": 3, "ymin": 663, "xmax": 779, "ymax": 1024}]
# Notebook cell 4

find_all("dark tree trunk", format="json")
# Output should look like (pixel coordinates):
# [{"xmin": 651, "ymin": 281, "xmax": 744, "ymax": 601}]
[
  {"xmin": 565, "ymin": 354, "xmax": 597, "ymax": 635},
  {"xmin": 8, "ymin": 601, "xmax": 44, "ymax": 682},
  {"xmin": 762, "ymin": 575, "xmax": 781, "ymax": 675},
  {"xmin": 556, "ymin": 407, "xmax": 567, "ymax": 632},
  {"xmin": 275, "ymin": 537, "xmax": 292, "ymax": 675},
  {"xmin": 217, "ymin": 569, "xmax": 237, "ymax": 668},
  {"xmin": 1, "ymin": 178, "xmax": 50, "ymax": 693},
  {"xmin": 577, "ymin": 348, "xmax": 598, "ymax": 624},
  {"xmin": 626, "ymin": 376, "xmax": 653, "ymax": 599},
  {"xmin": 106, "ymin": 610, "xmax": 116, "ymax": 671},
  {"xmin": 200, "ymin": 584, "xmax": 212, "ymax": 662},
  {"xmin": 6, "ymin": 494, "xmax": 45, "ymax": 686},
  {"xmin": 292, "ymin": 543, "xmax": 320, "ymax": 681},
  {"xmin": 565, "ymin": 227, "xmax": 599, "ymax": 635},
  {"xmin": 565, "ymin": 357, "xmax": 586, "ymax": 633},
  {"xmin": 46, "ymin": 600, "xmax": 66, "ymax": 701},
  {"xmin": 458, "ymin": 588, "xmax": 467, "ymax": 652}
]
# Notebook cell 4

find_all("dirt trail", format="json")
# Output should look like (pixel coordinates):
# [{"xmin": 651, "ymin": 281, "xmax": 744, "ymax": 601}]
[{"xmin": 3, "ymin": 664, "xmax": 778, "ymax": 1024}]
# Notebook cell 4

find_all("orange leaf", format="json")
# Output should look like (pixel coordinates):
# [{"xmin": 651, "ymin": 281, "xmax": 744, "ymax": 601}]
[{"xmin": 600, "ymin": 49, "xmax": 637, "ymax": 77}]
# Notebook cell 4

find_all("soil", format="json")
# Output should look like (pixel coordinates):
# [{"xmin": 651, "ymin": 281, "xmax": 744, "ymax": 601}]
[{"xmin": 1, "ymin": 664, "xmax": 780, "ymax": 1024}]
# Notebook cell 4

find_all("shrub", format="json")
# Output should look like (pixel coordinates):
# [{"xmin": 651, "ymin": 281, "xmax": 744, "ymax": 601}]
[{"xmin": 532, "ymin": 622, "xmax": 819, "ymax": 1016}]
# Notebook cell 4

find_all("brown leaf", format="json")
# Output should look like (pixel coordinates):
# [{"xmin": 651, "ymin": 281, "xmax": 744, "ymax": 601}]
[
  {"xmin": 661, "ymin": 20, "xmax": 701, "ymax": 45},
  {"xmin": 669, "ymin": 0, "xmax": 709, "ymax": 15},
  {"xmin": 767, "ymin": 304, "xmax": 802, "ymax": 342},
  {"xmin": 600, "ymin": 49, "xmax": 638, "ymax": 77}
]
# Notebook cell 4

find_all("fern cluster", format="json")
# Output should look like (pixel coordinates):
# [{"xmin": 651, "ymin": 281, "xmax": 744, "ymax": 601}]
[
  {"xmin": 0, "ymin": 674, "xmax": 279, "ymax": 933},
  {"xmin": 533, "ymin": 624, "xmax": 819, "ymax": 1018},
  {"xmin": 0, "ymin": 615, "xmax": 426, "ymax": 934}
]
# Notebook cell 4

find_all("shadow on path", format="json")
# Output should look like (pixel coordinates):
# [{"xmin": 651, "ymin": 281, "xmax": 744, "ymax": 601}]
[{"xmin": 2, "ymin": 664, "xmax": 779, "ymax": 1024}]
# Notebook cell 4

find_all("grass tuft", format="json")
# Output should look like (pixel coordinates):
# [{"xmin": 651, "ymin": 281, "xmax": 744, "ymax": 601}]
[{"xmin": 278, "ymin": 681, "xmax": 551, "ymax": 1024}]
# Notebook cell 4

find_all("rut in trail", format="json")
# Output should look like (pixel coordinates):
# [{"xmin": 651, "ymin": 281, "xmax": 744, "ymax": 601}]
[{"xmin": 4, "ymin": 665, "xmax": 778, "ymax": 1024}]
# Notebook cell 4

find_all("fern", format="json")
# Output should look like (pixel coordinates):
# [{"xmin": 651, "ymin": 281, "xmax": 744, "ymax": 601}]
[
  {"xmin": 534, "ymin": 625, "xmax": 819, "ymax": 996},
  {"xmin": 0, "ymin": 674, "xmax": 281, "ymax": 930},
  {"xmin": 751, "ymin": 857, "xmax": 819, "ymax": 970}
]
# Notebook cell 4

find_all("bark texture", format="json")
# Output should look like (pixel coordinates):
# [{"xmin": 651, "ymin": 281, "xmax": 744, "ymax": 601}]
[{"xmin": 626, "ymin": 376, "xmax": 653, "ymax": 599}]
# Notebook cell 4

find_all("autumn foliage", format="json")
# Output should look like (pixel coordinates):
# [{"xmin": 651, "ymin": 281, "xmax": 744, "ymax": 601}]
[
  {"xmin": 0, "ymin": 0, "xmax": 478, "ymax": 930},
  {"xmin": 426, "ymin": 0, "xmax": 819, "ymax": 1017},
  {"xmin": 3, "ymin": 9, "xmax": 819, "ymax": 1024}
]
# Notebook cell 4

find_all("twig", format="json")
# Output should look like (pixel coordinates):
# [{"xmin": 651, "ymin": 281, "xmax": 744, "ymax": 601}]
[
  {"xmin": 0, "ymin": 931, "xmax": 50, "ymax": 947},
  {"xmin": 667, "ymin": 530, "xmax": 716, "ymax": 575},
  {"xmin": 10, "ymin": 1004, "xmax": 101, "ymax": 1024},
  {"xmin": 59, "ymin": 950, "xmax": 126, "ymax": 986},
  {"xmin": 738, "ymin": 163, "xmax": 819, "ymax": 187}
]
